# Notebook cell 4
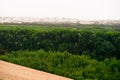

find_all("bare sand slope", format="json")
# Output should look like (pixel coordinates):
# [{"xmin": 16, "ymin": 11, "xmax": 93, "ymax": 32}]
[{"xmin": 0, "ymin": 60, "xmax": 72, "ymax": 80}]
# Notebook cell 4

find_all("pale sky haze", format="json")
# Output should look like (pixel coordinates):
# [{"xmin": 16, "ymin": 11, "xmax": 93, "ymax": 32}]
[{"xmin": 0, "ymin": 0, "xmax": 120, "ymax": 20}]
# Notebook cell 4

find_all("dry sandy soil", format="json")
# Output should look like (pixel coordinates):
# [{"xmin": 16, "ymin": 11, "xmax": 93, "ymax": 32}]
[{"xmin": 0, "ymin": 60, "xmax": 72, "ymax": 80}]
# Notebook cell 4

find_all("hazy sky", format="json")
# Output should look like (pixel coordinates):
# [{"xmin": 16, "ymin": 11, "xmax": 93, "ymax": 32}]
[{"xmin": 0, "ymin": 0, "xmax": 120, "ymax": 20}]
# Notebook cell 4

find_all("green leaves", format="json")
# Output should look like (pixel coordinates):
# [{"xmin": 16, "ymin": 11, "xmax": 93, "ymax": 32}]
[
  {"xmin": 1, "ymin": 50, "xmax": 120, "ymax": 80},
  {"xmin": 0, "ymin": 25, "xmax": 120, "ymax": 60}
]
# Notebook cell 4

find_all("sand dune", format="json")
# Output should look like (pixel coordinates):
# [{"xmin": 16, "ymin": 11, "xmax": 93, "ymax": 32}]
[{"xmin": 0, "ymin": 60, "xmax": 72, "ymax": 80}]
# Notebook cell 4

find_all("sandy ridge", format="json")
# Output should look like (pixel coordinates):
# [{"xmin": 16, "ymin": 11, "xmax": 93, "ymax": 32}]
[{"xmin": 0, "ymin": 60, "xmax": 72, "ymax": 80}]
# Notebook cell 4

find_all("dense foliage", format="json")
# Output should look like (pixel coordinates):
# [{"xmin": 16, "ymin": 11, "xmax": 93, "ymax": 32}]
[
  {"xmin": 1, "ymin": 50, "xmax": 120, "ymax": 80},
  {"xmin": 0, "ymin": 24, "xmax": 120, "ymax": 60},
  {"xmin": 0, "ymin": 24, "xmax": 120, "ymax": 80}
]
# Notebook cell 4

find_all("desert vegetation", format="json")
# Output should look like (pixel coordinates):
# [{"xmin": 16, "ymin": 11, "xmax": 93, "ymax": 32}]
[{"xmin": 0, "ymin": 24, "xmax": 120, "ymax": 80}]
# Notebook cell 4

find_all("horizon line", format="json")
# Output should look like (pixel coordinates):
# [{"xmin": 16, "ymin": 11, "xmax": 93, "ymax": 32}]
[{"xmin": 0, "ymin": 16, "xmax": 120, "ymax": 21}]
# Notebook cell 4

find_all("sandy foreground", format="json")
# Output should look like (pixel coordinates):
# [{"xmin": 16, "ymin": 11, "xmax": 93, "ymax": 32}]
[{"xmin": 0, "ymin": 60, "xmax": 72, "ymax": 80}]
